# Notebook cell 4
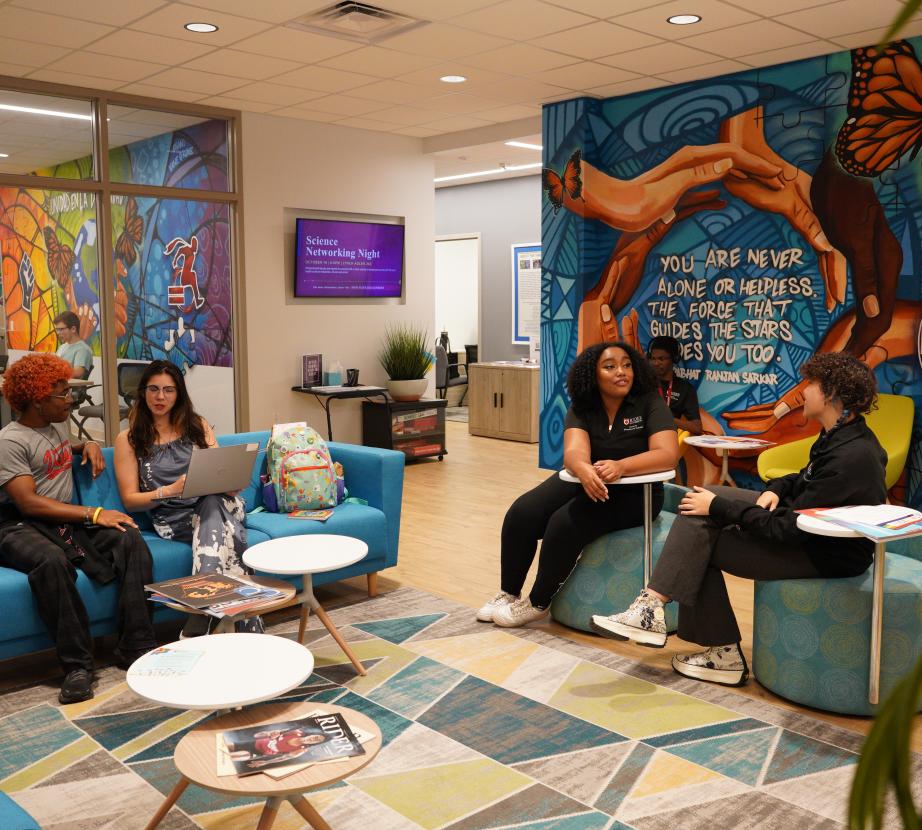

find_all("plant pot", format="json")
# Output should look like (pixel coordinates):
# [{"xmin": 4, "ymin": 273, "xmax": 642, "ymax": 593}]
[{"xmin": 387, "ymin": 378, "xmax": 427, "ymax": 402}]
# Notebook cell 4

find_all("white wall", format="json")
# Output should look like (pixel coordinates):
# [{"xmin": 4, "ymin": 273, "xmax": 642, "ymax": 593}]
[
  {"xmin": 435, "ymin": 236, "xmax": 479, "ymax": 349},
  {"xmin": 241, "ymin": 113, "xmax": 436, "ymax": 443}
]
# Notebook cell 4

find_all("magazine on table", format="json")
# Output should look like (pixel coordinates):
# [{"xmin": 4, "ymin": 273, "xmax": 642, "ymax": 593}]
[
  {"xmin": 798, "ymin": 504, "xmax": 922, "ymax": 541},
  {"xmin": 219, "ymin": 711, "xmax": 366, "ymax": 776},
  {"xmin": 131, "ymin": 647, "xmax": 203, "ymax": 677},
  {"xmin": 689, "ymin": 435, "xmax": 775, "ymax": 447},
  {"xmin": 144, "ymin": 573, "xmax": 283, "ymax": 613}
]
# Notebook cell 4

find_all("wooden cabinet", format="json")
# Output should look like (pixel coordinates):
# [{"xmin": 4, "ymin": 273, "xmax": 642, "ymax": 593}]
[
  {"xmin": 468, "ymin": 362, "xmax": 540, "ymax": 443},
  {"xmin": 362, "ymin": 399, "xmax": 447, "ymax": 461}
]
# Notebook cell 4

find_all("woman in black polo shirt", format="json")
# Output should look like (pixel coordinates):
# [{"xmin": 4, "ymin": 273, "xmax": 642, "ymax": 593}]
[{"xmin": 478, "ymin": 341, "xmax": 679, "ymax": 627}]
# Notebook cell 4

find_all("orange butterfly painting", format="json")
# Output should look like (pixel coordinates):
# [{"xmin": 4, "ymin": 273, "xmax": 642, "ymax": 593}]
[
  {"xmin": 42, "ymin": 226, "xmax": 75, "ymax": 289},
  {"xmin": 835, "ymin": 40, "xmax": 922, "ymax": 178},
  {"xmin": 115, "ymin": 196, "xmax": 143, "ymax": 267},
  {"xmin": 542, "ymin": 149, "xmax": 583, "ymax": 213}
]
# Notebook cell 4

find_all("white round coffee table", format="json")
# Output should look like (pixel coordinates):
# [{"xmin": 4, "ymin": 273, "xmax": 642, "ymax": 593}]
[
  {"xmin": 683, "ymin": 435, "xmax": 774, "ymax": 486},
  {"xmin": 559, "ymin": 468, "xmax": 675, "ymax": 583},
  {"xmin": 127, "ymin": 633, "xmax": 314, "ymax": 710},
  {"xmin": 244, "ymin": 535, "xmax": 369, "ymax": 676}
]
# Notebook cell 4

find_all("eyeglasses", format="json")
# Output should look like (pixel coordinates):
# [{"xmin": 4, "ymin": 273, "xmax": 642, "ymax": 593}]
[
  {"xmin": 48, "ymin": 389, "xmax": 74, "ymax": 400},
  {"xmin": 143, "ymin": 385, "xmax": 177, "ymax": 396}
]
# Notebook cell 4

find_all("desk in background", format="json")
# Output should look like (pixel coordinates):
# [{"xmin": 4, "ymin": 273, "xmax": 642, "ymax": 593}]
[{"xmin": 291, "ymin": 385, "xmax": 387, "ymax": 441}]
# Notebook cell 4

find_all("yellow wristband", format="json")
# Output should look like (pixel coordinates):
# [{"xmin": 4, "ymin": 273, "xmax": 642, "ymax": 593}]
[{"xmin": 92, "ymin": 506, "xmax": 103, "ymax": 524}]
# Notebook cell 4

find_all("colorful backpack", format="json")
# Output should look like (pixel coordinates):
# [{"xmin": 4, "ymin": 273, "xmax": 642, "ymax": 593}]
[{"xmin": 266, "ymin": 423, "xmax": 338, "ymax": 512}]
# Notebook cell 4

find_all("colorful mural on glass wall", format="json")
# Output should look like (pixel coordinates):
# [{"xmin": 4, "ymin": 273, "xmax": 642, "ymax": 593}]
[
  {"xmin": 0, "ymin": 118, "xmax": 232, "ymax": 370},
  {"xmin": 540, "ymin": 39, "xmax": 922, "ymax": 507}
]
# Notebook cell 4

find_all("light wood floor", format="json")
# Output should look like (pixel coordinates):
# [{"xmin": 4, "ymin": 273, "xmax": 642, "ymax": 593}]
[{"xmin": 353, "ymin": 420, "xmax": 921, "ymax": 752}]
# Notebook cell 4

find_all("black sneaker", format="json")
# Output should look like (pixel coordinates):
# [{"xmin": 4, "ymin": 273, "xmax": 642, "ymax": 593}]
[
  {"xmin": 235, "ymin": 615, "xmax": 266, "ymax": 634},
  {"xmin": 180, "ymin": 614, "xmax": 211, "ymax": 639},
  {"xmin": 59, "ymin": 669, "xmax": 94, "ymax": 704}
]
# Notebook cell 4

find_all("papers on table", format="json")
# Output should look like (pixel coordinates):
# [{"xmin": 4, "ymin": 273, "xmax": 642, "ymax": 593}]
[
  {"xmin": 145, "ymin": 573, "xmax": 284, "ymax": 618},
  {"xmin": 132, "ymin": 647, "xmax": 203, "ymax": 677},
  {"xmin": 799, "ymin": 504, "xmax": 922, "ymax": 540},
  {"xmin": 686, "ymin": 435, "xmax": 774, "ymax": 448}
]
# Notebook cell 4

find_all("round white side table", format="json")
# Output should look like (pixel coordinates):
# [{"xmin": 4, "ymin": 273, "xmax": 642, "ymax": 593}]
[
  {"xmin": 683, "ymin": 435, "xmax": 774, "ymax": 486},
  {"xmin": 244, "ymin": 535, "xmax": 369, "ymax": 676},
  {"xmin": 559, "ymin": 468, "xmax": 675, "ymax": 584},
  {"xmin": 797, "ymin": 512, "xmax": 889, "ymax": 705},
  {"xmin": 127, "ymin": 632, "xmax": 314, "ymax": 711}
]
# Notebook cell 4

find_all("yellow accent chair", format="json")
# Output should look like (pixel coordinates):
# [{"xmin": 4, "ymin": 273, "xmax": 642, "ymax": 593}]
[{"xmin": 756, "ymin": 392, "xmax": 914, "ymax": 490}]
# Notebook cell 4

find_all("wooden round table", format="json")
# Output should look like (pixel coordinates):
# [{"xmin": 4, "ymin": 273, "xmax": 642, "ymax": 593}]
[{"xmin": 144, "ymin": 701, "xmax": 382, "ymax": 830}]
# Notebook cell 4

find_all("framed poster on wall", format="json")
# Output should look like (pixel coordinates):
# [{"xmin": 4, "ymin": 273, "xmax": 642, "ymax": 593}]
[{"xmin": 511, "ymin": 242, "xmax": 541, "ymax": 344}]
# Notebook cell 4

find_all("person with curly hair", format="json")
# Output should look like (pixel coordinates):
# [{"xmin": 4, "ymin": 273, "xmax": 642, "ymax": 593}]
[
  {"xmin": 478, "ymin": 341, "xmax": 679, "ymax": 627},
  {"xmin": 591, "ymin": 352, "xmax": 887, "ymax": 686},
  {"xmin": 0, "ymin": 353, "xmax": 157, "ymax": 704},
  {"xmin": 113, "ymin": 360, "xmax": 254, "ymax": 638}
]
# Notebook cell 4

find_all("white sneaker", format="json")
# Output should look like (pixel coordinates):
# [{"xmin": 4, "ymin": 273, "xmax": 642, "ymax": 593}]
[
  {"xmin": 590, "ymin": 590, "xmax": 667, "ymax": 647},
  {"xmin": 476, "ymin": 591, "xmax": 518, "ymax": 623},
  {"xmin": 672, "ymin": 644, "xmax": 749, "ymax": 686},
  {"xmin": 492, "ymin": 597, "xmax": 549, "ymax": 628}
]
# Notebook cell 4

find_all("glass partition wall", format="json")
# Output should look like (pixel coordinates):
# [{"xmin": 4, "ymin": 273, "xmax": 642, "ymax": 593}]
[{"xmin": 0, "ymin": 80, "xmax": 243, "ymax": 443}]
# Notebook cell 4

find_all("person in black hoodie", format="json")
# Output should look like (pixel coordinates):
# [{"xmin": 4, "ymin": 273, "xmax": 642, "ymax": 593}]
[{"xmin": 590, "ymin": 352, "xmax": 887, "ymax": 686}]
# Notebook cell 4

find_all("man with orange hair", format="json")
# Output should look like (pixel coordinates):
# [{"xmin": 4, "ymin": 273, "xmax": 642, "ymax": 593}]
[{"xmin": 0, "ymin": 353, "xmax": 156, "ymax": 703}]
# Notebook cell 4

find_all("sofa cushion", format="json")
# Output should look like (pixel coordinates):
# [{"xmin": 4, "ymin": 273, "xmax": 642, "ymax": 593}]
[
  {"xmin": 245, "ymin": 503, "xmax": 387, "ymax": 551},
  {"xmin": 0, "ymin": 793, "xmax": 39, "ymax": 830}
]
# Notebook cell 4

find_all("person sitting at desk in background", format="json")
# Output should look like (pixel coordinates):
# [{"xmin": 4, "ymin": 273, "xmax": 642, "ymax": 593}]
[
  {"xmin": 0, "ymin": 353, "xmax": 156, "ymax": 703},
  {"xmin": 113, "ymin": 359, "xmax": 259, "ymax": 638},
  {"xmin": 54, "ymin": 311, "xmax": 93, "ymax": 380},
  {"xmin": 591, "ymin": 352, "xmax": 887, "ymax": 686},
  {"xmin": 647, "ymin": 335, "xmax": 702, "ymax": 436},
  {"xmin": 477, "ymin": 341, "xmax": 679, "ymax": 627}
]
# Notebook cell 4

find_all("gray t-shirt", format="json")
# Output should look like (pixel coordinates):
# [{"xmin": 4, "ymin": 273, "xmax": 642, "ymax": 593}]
[
  {"xmin": 0, "ymin": 421, "xmax": 73, "ymax": 504},
  {"xmin": 56, "ymin": 339, "xmax": 93, "ymax": 376}
]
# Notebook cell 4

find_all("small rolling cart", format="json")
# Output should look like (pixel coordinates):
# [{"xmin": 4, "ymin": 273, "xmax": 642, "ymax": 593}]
[{"xmin": 361, "ymin": 398, "xmax": 447, "ymax": 461}]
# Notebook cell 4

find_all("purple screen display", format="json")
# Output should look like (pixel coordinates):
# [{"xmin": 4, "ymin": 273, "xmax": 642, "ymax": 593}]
[{"xmin": 295, "ymin": 218, "xmax": 404, "ymax": 297}]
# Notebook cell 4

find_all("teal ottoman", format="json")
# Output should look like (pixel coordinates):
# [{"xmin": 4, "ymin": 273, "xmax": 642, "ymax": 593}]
[
  {"xmin": 550, "ymin": 510, "xmax": 680, "ymax": 633},
  {"xmin": 753, "ymin": 552, "xmax": 922, "ymax": 716}
]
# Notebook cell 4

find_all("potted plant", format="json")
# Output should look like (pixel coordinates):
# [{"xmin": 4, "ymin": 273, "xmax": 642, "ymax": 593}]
[{"xmin": 378, "ymin": 324, "xmax": 432, "ymax": 401}]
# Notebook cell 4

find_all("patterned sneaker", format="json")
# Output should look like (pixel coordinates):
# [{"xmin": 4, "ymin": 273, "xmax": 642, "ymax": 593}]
[
  {"xmin": 476, "ymin": 591, "xmax": 519, "ymax": 623},
  {"xmin": 492, "ymin": 597, "xmax": 549, "ymax": 628},
  {"xmin": 672, "ymin": 644, "xmax": 749, "ymax": 686},
  {"xmin": 235, "ymin": 615, "xmax": 266, "ymax": 634},
  {"xmin": 590, "ymin": 590, "xmax": 667, "ymax": 647}
]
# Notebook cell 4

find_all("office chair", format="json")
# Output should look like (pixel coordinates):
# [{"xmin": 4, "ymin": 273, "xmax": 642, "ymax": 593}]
[
  {"xmin": 70, "ymin": 365, "xmax": 96, "ymax": 441},
  {"xmin": 73, "ymin": 361, "xmax": 148, "ymax": 438},
  {"xmin": 435, "ymin": 344, "xmax": 468, "ymax": 405}
]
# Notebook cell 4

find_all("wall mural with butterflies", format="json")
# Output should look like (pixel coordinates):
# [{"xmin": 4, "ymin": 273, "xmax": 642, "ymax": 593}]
[
  {"xmin": 540, "ymin": 39, "xmax": 922, "ymax": 507},
  {"xmin": 0, "ymin": 118, "xmax": 232, "ymax": 372}
]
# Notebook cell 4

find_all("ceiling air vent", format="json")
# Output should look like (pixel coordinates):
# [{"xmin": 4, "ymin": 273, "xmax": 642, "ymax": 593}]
[{"xmin": 287, "ymin": 2, "xmax": 428, "ymax": 44}]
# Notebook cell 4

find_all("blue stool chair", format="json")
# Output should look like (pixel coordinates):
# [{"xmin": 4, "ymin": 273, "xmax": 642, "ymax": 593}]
[
  {"xmin": 0, "ymin": 792, "xmax": 40, "ymax": 830},
  {"xmin": 550, "ymin": 483, "xmax": 687, "ymax": 633},
  {"xmin": 753, "ymin": 552, "xmax": 922, "ymax": 716}
]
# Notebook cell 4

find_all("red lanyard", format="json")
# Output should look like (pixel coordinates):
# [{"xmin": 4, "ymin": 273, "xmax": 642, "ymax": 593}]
[{"xmin": 659, "ymin": 379, "xmax": 673, "ymax": 403}]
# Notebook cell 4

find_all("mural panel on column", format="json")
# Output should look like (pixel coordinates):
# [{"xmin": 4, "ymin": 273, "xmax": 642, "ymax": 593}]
[{"xmin": 540, "ymin": 40, "xmax": 922, "ymax": 507}]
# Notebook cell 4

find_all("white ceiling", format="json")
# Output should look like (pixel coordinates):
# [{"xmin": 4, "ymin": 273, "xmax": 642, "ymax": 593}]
[{"xmin": 0, "ymin": 0, "xmax": 918, "ymax": 182}]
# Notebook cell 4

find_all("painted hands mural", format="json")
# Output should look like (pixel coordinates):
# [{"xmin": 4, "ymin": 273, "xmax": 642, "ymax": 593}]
[{"xmin": 541, "ymin": 39, "xmax": 922, "ymax": 503}]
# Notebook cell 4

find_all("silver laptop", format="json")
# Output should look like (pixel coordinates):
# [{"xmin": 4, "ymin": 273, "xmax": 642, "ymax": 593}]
[{"xmin": 181, "ymin": 444, "xmax": 258, "ymax": 499}]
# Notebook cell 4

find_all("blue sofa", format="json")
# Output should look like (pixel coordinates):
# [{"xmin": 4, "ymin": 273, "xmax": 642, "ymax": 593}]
[{"xmin": 0, "ymin": 432, "xmax": 404, "ymax": 662}]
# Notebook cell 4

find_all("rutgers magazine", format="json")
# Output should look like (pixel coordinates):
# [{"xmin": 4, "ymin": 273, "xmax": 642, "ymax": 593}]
[
  {"xmin": 222, "ymin": 712, "xmax": 365, "ymax": 776},
  {"xmin": 144, "ymin": 573, "xmax": 284, "ymax": 617}
]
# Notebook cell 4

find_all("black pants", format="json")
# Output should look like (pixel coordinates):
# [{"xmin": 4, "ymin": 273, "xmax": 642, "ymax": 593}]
[
  {"xmin": 0, "ymin": 524, "xmax": 157, "ymax": 673},
  {"xmin": 649, "ymin": 486, "xmax": 821, "ymax": 646},
  {"xmin": 501, "ymin": 473, "xmax": 661, "ymax": 608}
]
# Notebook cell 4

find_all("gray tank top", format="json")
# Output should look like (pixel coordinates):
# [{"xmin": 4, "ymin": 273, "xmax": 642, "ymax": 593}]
[{"xmin": 138, "ymin": 437, "xmax": 198, "ymax": 533}]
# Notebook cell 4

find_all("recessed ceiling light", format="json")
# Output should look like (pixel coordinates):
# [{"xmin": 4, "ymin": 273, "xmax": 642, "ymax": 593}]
[
  {"xmin": 505, "ymin": 140, "xmax": 542, "ymax": 151},
  {"xmin": 0, "ymin": 103, "xmax": 91, "ymax": 121},
  {"xmin": 667, "ymin": 14, "xmax": 701, "ymax": 24},
  {"xmin": 184, "ymin": 22, "xmax": 219, "ymax": 33},
  {"xmin": 0, "ymin": 153, "xmax": 8, "ymax": 158},
  {"xmin": 434, "ymin": 161, "xmax": 542, "ymax": 183},
  {"xmin": 440, "ymin": 75, "xmax": 466, "ymax": 84}
]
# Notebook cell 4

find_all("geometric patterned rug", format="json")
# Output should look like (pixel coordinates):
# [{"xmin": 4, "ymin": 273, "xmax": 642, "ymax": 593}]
[{"xmin": 1, "ymin": 586, "xmax": 917, "ymax": 829}]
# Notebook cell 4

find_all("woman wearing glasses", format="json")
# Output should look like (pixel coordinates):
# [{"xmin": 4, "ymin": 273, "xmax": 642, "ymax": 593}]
[{"xmin": 113, "ymin": 360, "xmax": 256, "ymax": 637}]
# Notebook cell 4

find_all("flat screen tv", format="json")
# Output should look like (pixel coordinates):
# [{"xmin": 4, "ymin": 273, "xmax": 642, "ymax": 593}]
[{"xmin": 294, "ymin": 217, "xmax": 404, "ymax": 298}]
